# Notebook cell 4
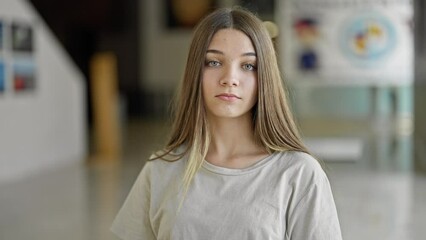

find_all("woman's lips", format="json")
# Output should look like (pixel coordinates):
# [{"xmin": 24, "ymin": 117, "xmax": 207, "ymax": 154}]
[{"xmin": 215, "ymin": 93, "xmax": 241, "ymax": 101}]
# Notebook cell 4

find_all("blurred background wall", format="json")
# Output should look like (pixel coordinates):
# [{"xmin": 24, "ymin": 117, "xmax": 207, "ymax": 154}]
[{"xmin": 0, "ymin": 0, "xmax": 86, "ymax": 182}]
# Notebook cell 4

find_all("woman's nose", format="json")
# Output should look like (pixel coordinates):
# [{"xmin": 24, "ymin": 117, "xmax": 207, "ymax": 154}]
[{"xmin": 219, "ymin": 66, "xmax": 239, "ymax": 86}]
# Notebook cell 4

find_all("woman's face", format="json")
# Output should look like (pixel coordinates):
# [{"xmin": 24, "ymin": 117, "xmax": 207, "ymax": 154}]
[{"xmin": 202, "ymin": 29, "xmax": 258, "ymax": 122}]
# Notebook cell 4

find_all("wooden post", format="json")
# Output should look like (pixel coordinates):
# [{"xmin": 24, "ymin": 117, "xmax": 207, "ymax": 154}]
[{"xmin": 90, "ymin": 52, "xmax": 121, "ymax": 162}]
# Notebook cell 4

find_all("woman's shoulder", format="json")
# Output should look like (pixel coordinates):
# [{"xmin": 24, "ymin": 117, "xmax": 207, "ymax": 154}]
[
  {"xmin": 134, "ymin": 152, "xmax": 186, "ymax": 191},
  {"xmin": 272, "ymin": 150, "xmax": 327, "ymax": 182},
  {"xmin": 274, "ymin": 150, "xmax": 321, "ymax": 169},
  {"xmin": 269, "ymin": 151, "xmax": 331, "ymax": 202},
  {"xmin": 144, "ymin": 146, "xmax": 188, "ymax": 172},
  {"xmin": 150, "ymin": 144, "xmax": 185, "ymax": 159}
]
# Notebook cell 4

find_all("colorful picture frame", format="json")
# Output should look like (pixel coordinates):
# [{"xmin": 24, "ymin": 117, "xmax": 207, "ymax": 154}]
[{"xmin": 13, "ymin": 59, "xmax": 35, "ymax": 92}]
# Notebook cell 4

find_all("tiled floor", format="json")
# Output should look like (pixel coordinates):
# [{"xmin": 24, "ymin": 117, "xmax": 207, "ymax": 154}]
[{"xmin": 1, "ymin": 118, "xmax": 425, "ymax": 240}]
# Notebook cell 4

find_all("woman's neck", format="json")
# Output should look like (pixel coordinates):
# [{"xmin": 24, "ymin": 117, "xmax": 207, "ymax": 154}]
[{"xmin": 205, "ymin": 115, "xmax": 268, "ymax": 169}]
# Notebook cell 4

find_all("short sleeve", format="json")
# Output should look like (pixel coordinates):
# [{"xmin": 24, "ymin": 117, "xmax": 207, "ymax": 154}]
[
  {"xmin": 111, "ymin": 162, "xmax": 156, "ymax": 240},
  {"xmin": 286, "ymin": 164, "xmax": 342, "ymax": 240}
]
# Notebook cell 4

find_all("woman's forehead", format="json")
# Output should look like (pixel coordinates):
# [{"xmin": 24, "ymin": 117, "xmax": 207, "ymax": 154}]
[{"xmin": 207, "ymin": 29, "xmax": 256, "ymax": 55}]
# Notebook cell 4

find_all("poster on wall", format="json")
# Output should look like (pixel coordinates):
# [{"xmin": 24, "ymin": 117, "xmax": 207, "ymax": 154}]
[
  {"xmin": 0, "ymin": 60, "xmax": 5, "ymax": 93},
  {"xmin": 11, "ymin": 22, "xmax": 33, "ymax": 53},
  {"xmin": 279, "ymin": 0, "xmax": 414, "ymax": 86},
  {"xmin": 13, "ymin": 59, "xmax": 35, "ymax": 92}
]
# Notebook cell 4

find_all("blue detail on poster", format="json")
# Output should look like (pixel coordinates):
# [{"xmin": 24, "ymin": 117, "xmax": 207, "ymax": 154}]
[{"xmin": 299, "ymin": 49, "xmax": 318, "ymax": 70}]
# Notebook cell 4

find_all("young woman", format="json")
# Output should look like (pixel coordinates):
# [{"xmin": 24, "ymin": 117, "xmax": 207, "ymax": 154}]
[{"xmin": 111, "ymin": 7, "xmax": 342, "ymax": 240}]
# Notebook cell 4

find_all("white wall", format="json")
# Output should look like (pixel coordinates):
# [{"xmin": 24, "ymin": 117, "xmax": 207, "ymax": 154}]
[
  {"xmin": 139, "ymin": 0, "xmax": 192, "ymax": 92},
  {"xmin": 0, "ymin": 0, "xmax": 86, "ymax": 183}
]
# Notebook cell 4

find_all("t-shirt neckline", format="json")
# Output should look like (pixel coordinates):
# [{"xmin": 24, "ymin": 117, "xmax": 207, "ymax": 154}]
[{"xmin": 201, "ymin": 152, "xmax": 281, "ymax": 176}]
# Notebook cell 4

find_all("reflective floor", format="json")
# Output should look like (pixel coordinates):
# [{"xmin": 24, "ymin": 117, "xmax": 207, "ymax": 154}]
[{"xmin": 0, "ymin": 118, "xmax": 425, "ymax": 240}]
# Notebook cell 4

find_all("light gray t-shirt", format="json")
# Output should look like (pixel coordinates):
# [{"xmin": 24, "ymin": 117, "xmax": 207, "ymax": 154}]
[{"xmin": 111, "ymin": 150, "xmax": 342, "ymax": 240}]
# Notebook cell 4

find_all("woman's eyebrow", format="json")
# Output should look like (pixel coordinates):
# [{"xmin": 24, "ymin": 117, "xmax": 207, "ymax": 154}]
[
  {"xmin": 242, "ymin": 52, "xmax": 256, "ymax": 57},
  {"xmin": 206, "ymin": 49, "xmax": 256, "ymax": 57},
  {"xmin": 206, "ymin": 49, "xmax": 224, "ymax": 55}
]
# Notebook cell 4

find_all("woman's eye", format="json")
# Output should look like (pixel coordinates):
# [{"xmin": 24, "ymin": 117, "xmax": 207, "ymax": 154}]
[
  {"xmin": 242, "ymin": 63, "xmax": 256, "ymax": 71},
  {"xmin": 206, "ymin": 60, "xmax": 221, "ymax": 67}
]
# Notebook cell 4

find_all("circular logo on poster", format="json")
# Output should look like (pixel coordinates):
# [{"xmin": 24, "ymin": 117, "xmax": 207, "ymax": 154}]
[{"xmin": 341, "ymin": 13, "xmax": 396, "ymax": 63}]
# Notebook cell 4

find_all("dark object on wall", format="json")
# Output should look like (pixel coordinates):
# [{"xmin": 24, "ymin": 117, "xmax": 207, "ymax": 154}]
[
  {"xmin": 0, "ymin": 61, "xmax": 5, "ymax": 93},
  {"xmin": 166, "ymin": 0, "xmax": 216, "ymax": 28},
  {"xmin": 415, "ymin": 0, "xmax": 425, "ymax": 54},
  {"xmin": 11, "ymin": 22, "xmax": 33, "ymax": 53},
  {"xmin": 0, "ymin": 21, "xmax": 4, "ymax": 50},
  {"xmin": 239, "ymin": 0, "xmax": 275, "ymax": 20}
]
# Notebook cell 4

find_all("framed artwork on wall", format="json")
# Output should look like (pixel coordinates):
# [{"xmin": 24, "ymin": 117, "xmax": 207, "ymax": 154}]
[
  {"xmin": 13, "ymin": 58, "xmax": 35, "ymax": 92},
  {"xmin": 11, "ymin": 22, "xmax": 33, "ymax": 53},
  {"xmin": 0, "ymin": 19, "xmax": 37, "ymax": 95}
]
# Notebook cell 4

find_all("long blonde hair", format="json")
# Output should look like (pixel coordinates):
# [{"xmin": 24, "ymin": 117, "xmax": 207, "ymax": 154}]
[{"xmin": 152, "ymin": 7, "xmax": 309, "ymax": 196}]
